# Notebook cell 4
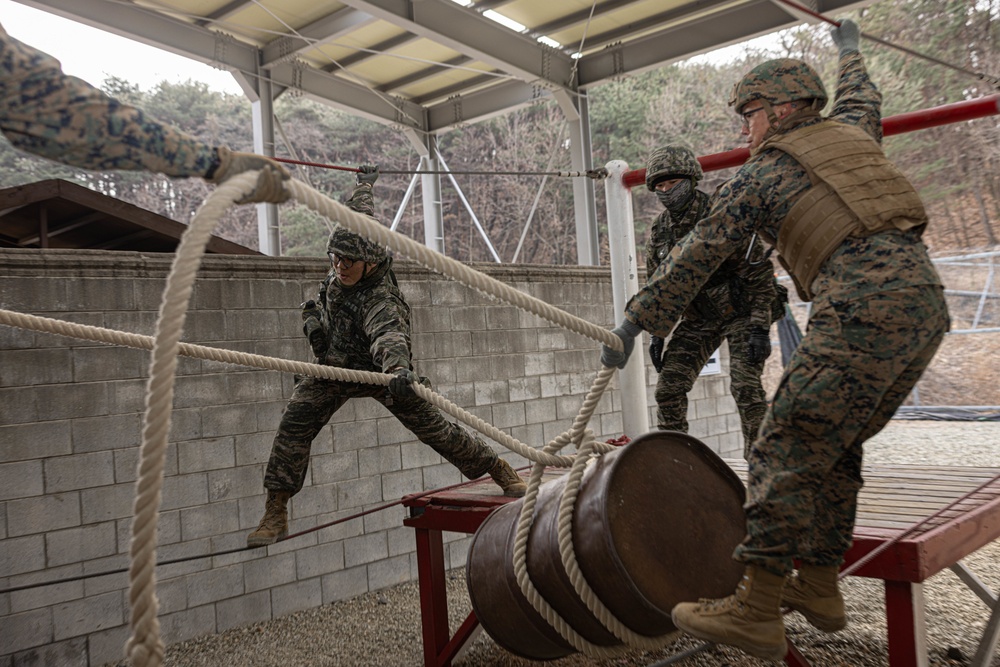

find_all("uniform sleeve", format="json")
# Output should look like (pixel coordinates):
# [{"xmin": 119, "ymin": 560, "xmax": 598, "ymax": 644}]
[
  {"xmin": 0, "ymin": 22, "xmax": 217, "ymax": 177},
  {"xmin": 828, "ymin": 51, "xmax": 882, "ymax": 141},
  {"xmin": 345, "ymin": 182, "xmax": 376, "ymax": 217},
  {"xmin": 741, "ymin": 250, "xmax": 778, "ymax": 329},
  {"xmin": 625, "ymin": 174, "xmax": 763, "ymax": 337},
  {"xmin": 363, "ymin": 297, "xmax": 411, "ymax": 373}
]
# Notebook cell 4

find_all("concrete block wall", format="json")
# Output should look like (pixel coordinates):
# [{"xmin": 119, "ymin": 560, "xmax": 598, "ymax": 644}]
[{"xmin": 0, "ymin": 248, "xmax": 739, "ymax": 665}]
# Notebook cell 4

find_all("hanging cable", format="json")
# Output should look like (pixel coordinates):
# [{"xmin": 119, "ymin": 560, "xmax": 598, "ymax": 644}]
[
  {"xmin": 773, "ymin": 0, "xmax": 1000, "ymax": 88},
  {"xmin": 273, "ymin": 155, "xmax": 608, "ymax": 178}
]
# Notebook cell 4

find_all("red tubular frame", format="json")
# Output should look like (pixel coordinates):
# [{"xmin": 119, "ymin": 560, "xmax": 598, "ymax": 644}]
[{"xmin": 621, "ymin": 93, "xmax": 1000, "ymax": 189}]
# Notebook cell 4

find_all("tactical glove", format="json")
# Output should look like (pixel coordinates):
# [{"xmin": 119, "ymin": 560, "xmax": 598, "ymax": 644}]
[
  {"xmin": 830, "ymin": 18, "xmax": 860, "ymax": 57},
  {"xmin": 649, "ymin": 335, "xmax": 665, "ymax": 374},
  {"xmin": 389, "ymin": 368, "xmax": 419, "ymax": 398},
  {"xmin": 357, "ymin": 164, "xmax": 379, "ymax": 186},
  {"xmin": 300, "ymin": 300, "xmax": 326, "ymax": 357},
  {"xmin": 747, "ymin": 325, "xmax": 772, "ymax": 365},
  {"xmin": 210, "ymin": 147, "xmax": 291, "ymax": 204},
  {"xmin": 600, "ymin": 319, "xmax": 643, "ymax": 370}
]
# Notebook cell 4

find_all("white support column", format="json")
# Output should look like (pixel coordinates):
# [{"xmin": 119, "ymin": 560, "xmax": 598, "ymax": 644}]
[
  {"xmin": 555, "ymin": 90, "xmax": 599, "ymax": 266},
  {"xmin": 604, "ymin": 160, "xmax": 648, "ymax": 437},
  {"xmin": 420, "ymin": 135, "xmax": 445, "ymax": 254},
  {"xmin": 252, "ymin": 69, "xmax": 280, "ymax": 256}
]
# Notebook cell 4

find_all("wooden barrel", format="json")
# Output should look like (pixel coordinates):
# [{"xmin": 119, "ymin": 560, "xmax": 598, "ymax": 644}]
[{"xmin": 466, "ymin": 430, "xmax": 747, "ymax": 660}]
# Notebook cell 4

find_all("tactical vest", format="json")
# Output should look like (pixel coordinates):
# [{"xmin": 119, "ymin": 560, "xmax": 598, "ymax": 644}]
[{"xmin": 762, "ymin": 120, "xmax": 927, "ymax": 301}]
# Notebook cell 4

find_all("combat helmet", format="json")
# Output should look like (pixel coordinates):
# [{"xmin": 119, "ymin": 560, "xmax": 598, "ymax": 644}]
[
  {"xmin": 645, "ymin": 145, "xmax": 703, "ymax": 192},
  {"xmin": 326, "ymin": 226, "xmax": 386, "ymax": 264},
  {"xmin": 729, "ymin": 58, "xmax": 828, "ymax": 114}
]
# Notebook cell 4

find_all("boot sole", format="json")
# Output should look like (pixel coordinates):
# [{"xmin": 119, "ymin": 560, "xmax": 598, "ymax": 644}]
[
  {"xmin": 671, "ymin": 611, "xmax": 788, "ymax": 661},
  {"xmin": 247, "ymin": 531, "xmax": 288, "ymax": 548},
  {"xmin": 785, "ymin": 605, "xmax": 846, "ymax": 633}
]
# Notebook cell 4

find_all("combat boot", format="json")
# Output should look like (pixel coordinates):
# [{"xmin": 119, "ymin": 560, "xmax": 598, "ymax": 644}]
[
  {"xmin": 488, "ymin": 458, "xmax": 527, "ymax": 497},
  {"xmin": 782, "ymin": 565, "xmax": 846, "ymax": 632},
  {"xmin": 247, "ymin": 490, "xmax": 291, "ymax": 547},
  {"xmin": 671, "ymin": 565, "xmax": 788, "ymax": 661}
]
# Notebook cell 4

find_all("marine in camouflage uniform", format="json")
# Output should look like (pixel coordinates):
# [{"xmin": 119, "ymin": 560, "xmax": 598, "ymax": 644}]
[
  {"xmin": 643, "ymin": 145, "xmax": 786, "ymax": 455},
  {"xmin": 0, "ymin": 21, "xmax": 287, "ymax": 202},
  {"xmin": 602, "ymin": 20, "xmax": 949, "ymax": 659},
  {"xmin": 249, "ymin": 167, "xmax": 526, "ymax": 547}
]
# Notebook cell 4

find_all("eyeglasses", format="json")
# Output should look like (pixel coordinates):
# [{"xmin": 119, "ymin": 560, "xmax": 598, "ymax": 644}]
[
  {"xmin": 740, "ymin": 106, "xmax": 765, "ymax": 126},
  {"xmin": 328, "ymin": 253, "xmax": 356, "ymax": 269}
]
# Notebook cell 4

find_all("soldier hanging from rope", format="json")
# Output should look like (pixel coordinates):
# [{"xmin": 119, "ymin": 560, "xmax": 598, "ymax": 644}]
[
  {"xmin": 600, "ymin": 19, "xmax": 949, "ymax": 660},
  {"xmin": 0, "ymin": 21, "xmax": 289, "ymax": 204},
  {"xmin": 247, "ymin": 165, "xmax": 527, "ymax": 547},
  {"xmin": 643, "ymin": 144, "xmax": 787, "ymax": 457}
]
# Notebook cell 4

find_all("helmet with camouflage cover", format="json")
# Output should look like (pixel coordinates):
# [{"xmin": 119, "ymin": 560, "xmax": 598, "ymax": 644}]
[
  {"xmin": 645, "ymin": 145, "xmax": 703, "ymax": 192},
  {"xmin": 729, "ymin": 58, "xmax": 828, "ymax": 114},
  {"xmin": 326, "ymin": 226, "xmax": 386, "ymax": 263}
]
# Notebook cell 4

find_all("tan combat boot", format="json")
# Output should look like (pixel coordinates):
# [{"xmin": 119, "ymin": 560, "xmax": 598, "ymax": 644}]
[
  {"xmin": 247, "ymin": 490, "xmax": 291, "ymax": 547},
  {"xmin": 782, "ymin": 565, "xmax": 846, "ymax": 632},
  {"xmin": 671, "ymin": 565, "xmax": 788, "ymax": 661},
  {"xmin": 488, "ymin": 458, "xmax": 527, "ymax": 497}
]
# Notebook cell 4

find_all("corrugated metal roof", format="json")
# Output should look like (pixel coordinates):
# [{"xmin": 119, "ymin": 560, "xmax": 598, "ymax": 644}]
[{"xmin": 18, "ymin": 0, "xmax": 872, "ymax": 134}]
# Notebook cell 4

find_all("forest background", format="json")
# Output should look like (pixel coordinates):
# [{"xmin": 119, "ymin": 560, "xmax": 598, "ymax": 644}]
[{"xmin": 2, "ymin": 0, "xmax": 998, "ymax": 406}]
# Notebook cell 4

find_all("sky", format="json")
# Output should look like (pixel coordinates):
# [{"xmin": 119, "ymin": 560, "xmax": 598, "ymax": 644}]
[{"xmin": 0, "ymin": 0, "xmax": 245, "ymax": 94}]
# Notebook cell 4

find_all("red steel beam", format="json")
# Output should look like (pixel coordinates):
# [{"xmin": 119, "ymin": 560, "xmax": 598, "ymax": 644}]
[{"xmin": 621, "ymin": 93, "xmax": 1000, "ymax": 189}]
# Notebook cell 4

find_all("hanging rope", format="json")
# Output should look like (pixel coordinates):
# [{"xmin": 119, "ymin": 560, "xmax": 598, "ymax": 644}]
[
  {"xmin": 773, "ymin": 0, "xmax": 1000, "ymax": 88},
  {"xmin": 273, "ymin": 155, "xmax": 609, "ymax": 179}
]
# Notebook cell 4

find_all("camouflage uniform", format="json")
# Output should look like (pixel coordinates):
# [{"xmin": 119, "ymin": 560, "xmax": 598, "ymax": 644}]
[
  {"xmin": 626, "ymin": 53, "xmax": 949, "ymax": 575},
  {"xmin": 0, "ymin": 21, "xmax": 217, "ymax": 176},
  {"xmin": 644, "ymin": 147, "xmax": 784, "ymax": 452},
  {"xmin": 263, "ymin": 182, "xmax": 498, "ymax": 494}
]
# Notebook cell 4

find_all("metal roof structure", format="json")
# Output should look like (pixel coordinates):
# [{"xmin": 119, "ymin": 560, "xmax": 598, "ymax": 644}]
[{"xmin": 15, "ymin": 0, "xmax": 872, "ymax": 261}]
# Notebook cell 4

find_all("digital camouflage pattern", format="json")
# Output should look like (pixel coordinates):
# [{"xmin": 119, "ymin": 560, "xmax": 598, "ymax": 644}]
[
  {"xmin": 326, "ymin": 184, "xmax": 387, "ymax": 262},
  {"xmin": 628, "ymin": 52, "xmax": 948, "ymax": 575},
  {"xmin": 0, "ymin": 21, "xmax": 217, "ymax": 177},
  {"xmin": 645, "ymin": 144, "xmax": 703, "ymax": 190},
  {"xmin": 265, "ymin": 183, "xmax": 497, "ymax": 492},
  {"xmin": 729, "ymin": 58, "xmax": 828, "ymax": 114},
  {"xmin": 645, "ymin": 181, "xmax": 780, "ymax": 452}
]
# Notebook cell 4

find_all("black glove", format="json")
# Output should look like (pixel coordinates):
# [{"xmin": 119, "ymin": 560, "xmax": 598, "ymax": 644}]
[
  {"xmin": 747, "ymin": 325, "xmax": 772, "ymax": 365},
  {"xmin": 389, "ymin": 368, "xmax": 418, "ymax": 398},
  {"xmin": 357, "ymin": 164, "xmax": 379, "ymax": 186},
  {"xmin": 648, "ymin": 335, "xmax": 665, "ymax": 374},
  {"xmin": 830, "ymin": 18, "xmax": 860, "ymax": 57},
  {"xmin": 301, "ymin": 300, "xmax": 326, "ymax": 357},
  {"xmin": 600, "ymin": 320, "xmax": 642, "ymax": 370}
]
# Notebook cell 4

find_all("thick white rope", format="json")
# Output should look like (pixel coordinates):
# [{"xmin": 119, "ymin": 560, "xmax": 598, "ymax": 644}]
[{"xmin": 0, "ymin": 173, "xmax": 651, "ymax": 664}]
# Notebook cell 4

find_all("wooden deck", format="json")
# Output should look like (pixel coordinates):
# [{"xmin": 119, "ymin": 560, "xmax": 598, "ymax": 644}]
[{"xmin": 403, "ymin": 461, "xmax": 1000, "ymax": 667}]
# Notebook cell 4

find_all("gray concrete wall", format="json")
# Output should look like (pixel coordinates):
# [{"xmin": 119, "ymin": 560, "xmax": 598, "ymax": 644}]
[{"xmin": 0, "ymin": 248, "xmax": 740, "ymax": 665}]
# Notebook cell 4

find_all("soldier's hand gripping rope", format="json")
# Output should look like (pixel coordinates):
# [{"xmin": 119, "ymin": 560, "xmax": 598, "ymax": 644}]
[{"xmin": 600, "ymin": 319, "xmax": 641, "ymax": 369}]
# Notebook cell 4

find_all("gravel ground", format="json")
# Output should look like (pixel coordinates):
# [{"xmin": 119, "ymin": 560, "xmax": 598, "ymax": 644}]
[{"xmin": 106, "ymin": 421, "xmax": 1000, "ymax": 667}]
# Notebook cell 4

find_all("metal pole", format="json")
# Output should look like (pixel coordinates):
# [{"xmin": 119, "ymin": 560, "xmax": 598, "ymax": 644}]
[
  {"xmin": 435, "ymin": 150, "xmax": 502, "ymax": 263},
  {"xmin": 390, "ymin": 172, "xmax": 421, "ymax": 233},
  {"xmin": 604, "ymin": 160, "xmax": 649, "ymax": 437}
]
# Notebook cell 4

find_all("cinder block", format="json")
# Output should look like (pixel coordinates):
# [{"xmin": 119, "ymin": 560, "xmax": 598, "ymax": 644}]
[
  {"xmin": 236, "ymin": 431, "xmax": 274, "ymax": 467},
  {"xmin": 179, "ymin": 499, "xmax": 239, "ymax": 541},
  {"xmin": 105, "ymin": 378, "xmax": 147, "ymax": 415},
  {"xmin": 330, "ymin": 418, "xmax": 379, "ymax": 452},
  {"xmin": 436, "ymin": 381, "xmax": 475, "ymax": 408},
  {"xmin": 161, "ymin": 473, "xmax": 209, "ymax": 512},
  {"xmin": 158, "ymin": 603, "xmax": 216, "ymax": 645},
  {"xmin": 446, "ymin": 536, "xmax": 473, "ymax": 569},
  {"xmin": 8, "ymin": 564, "xmax": 84, "ymax": 613},
  {"xmin": 492, "ymin": 403, "xmax": 526, "ymax": 429},
  {"xmin": 374, "ymin": 417, "xmax": 414, "ymax": 447},
  {"xmin": 450, "ymin": 306, "xmax": 487, "ymax": 331},
  {"xmin": 72, "ymin": 346, "xmax": 144, "ymax": 383},
  {"xmin": 44, "ymin": 451, "xmax": 115, "ymax": 493},
  {"xmin": 525, "ymin": 397, "xmax": 556, "ymax": 424},
  {"xmin": 553, "ymin": 349, "xmax": 591, "ymax": 374},
  {"xmin": 418, "ymin": 358, "xmax": 457, "ymax": 385},
  {"xmin": 33, "ymin": 382, "xmax": 108, "ymax": 421},
  {"xmin": 1, "ymin": 349, "xmax": 73, "ymax": 387},
  {"xmin": 7, "ymin": 493, "xmax": 80, "ymax": 537},
  {"xmin": 540, "ymin": 374, "xmax": 571, "ymax": 398},
  {"xmin": 485, "ymin": 305, "xmax": 520, "ymax": 331},
  {"xmin": 0, "ymin": 607, "xmax": 52, "ymax": 655},
  {"xmin": 510, "ymin": 423, "xmax": 544, "ymax": 450},
  {"xmin": 86, "ymin": 624, "xmax": 132, "ymax": 667},
  {"xmin": 0, "ymin": 460, "xmax": 44, "ymax": 500},
  {"xmin": 380, "ymin": 468, "xmax": 423, "ymax": 501},
  {"xmin": 270, "ymin": 579, "xmax": 323, "ymax": 620},
  {"xmin": 177, "ymin": 437, "xmax": 236, "ymax": 474},
  {"xmin": 337, "ymin": 476, "xmax": 383, "ymax": 510},
  {"xmin": 0, "ymin": 421, "xmax": 71, "ymax": 464},
  {"xmin": 421, "ymin": 463, "xmax": 462, "ymax": 491},
  {"xmin": 51, "ymin": 590, "xmax": 124, "ymax": 641},
  {"xmin": 113, "ymin": 443, "xmax": 179, "ymax": 485},
  {"xmin": 367, "ymin": 553, "xmax": 411, "ymax": 591},
  {"xmin": 71, "ymin": 413, "xmax": 142, "ymax": 454},
  {"xmin": 400, "ymin": 442, "xmax": 443, "ymax": 469},
  {"xmin": 410, "ymin": 306, "xmax": 451, "ymax": 334},
  {"xmin": 0, "ymin": 387, "xmax": 36, "ymax": 426},
  {"xmin": 295, "ymin": 541, "xmax": 345, "ymax": 580},
  {"xmin": 472, "ymin": 330, "xmax": 514, "ymax": 355},
  {"xmin": 362, "ymin": 504, "xmax": 405, "ymax": 533},
  {"xmin": 288, "ymin": 484, "xmax": 337, "ymax": 520},
  {"xmin": 343, "ymin": 532, "xmax": 388, "ymax": 568},
  {"xmin": 537, "ymin": 328, "xmax": 569, "ymax": 351},
  {"xmin": 434, "ymin": 331, "xmax": 473, "ymax": 359},
  {"xmin": 474, "ymin": 380, "xmax": 508, "ymax": 406},
  {"xmin": 207, "ymin": 465, "xmax": 261, "ymax": 502},
  {"xmin": 321, "ymin": 565, "xmax": 369, "ymax": 603},
  {"xmin": 200, "ymin": 404, "xmax": 260, "ymax": 438},
  {"xmin": 490, "ymin": 354, "xmax": 526, "ymax": 379},
  {"xmin": 185, "ymin": 563, "xmax": 245, "ymax": 607},
  {"xmin": 357, "ymin": 445, "xmax": 402, "ymax": 477},
  {"xmin": 243, "ymin": 552, "xmax": 296, "ymax": 594},
  {"xmin": 45, "ymin": 522, "xmax": 116, "ymax": 567},
  {"xmin": 171, "ymin": 374, "xmax": 230, "ymax": 410},
  {"xmin": 429, "ymin": 281, "xmax": 470, "ymax": 307},
  {"xmin": 218, "ymin": 279, "xmax": 255, "ymax": 310},
  {"xmin": 386, "ymin": 525, "xmax": 415, "ymax": 557}
]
